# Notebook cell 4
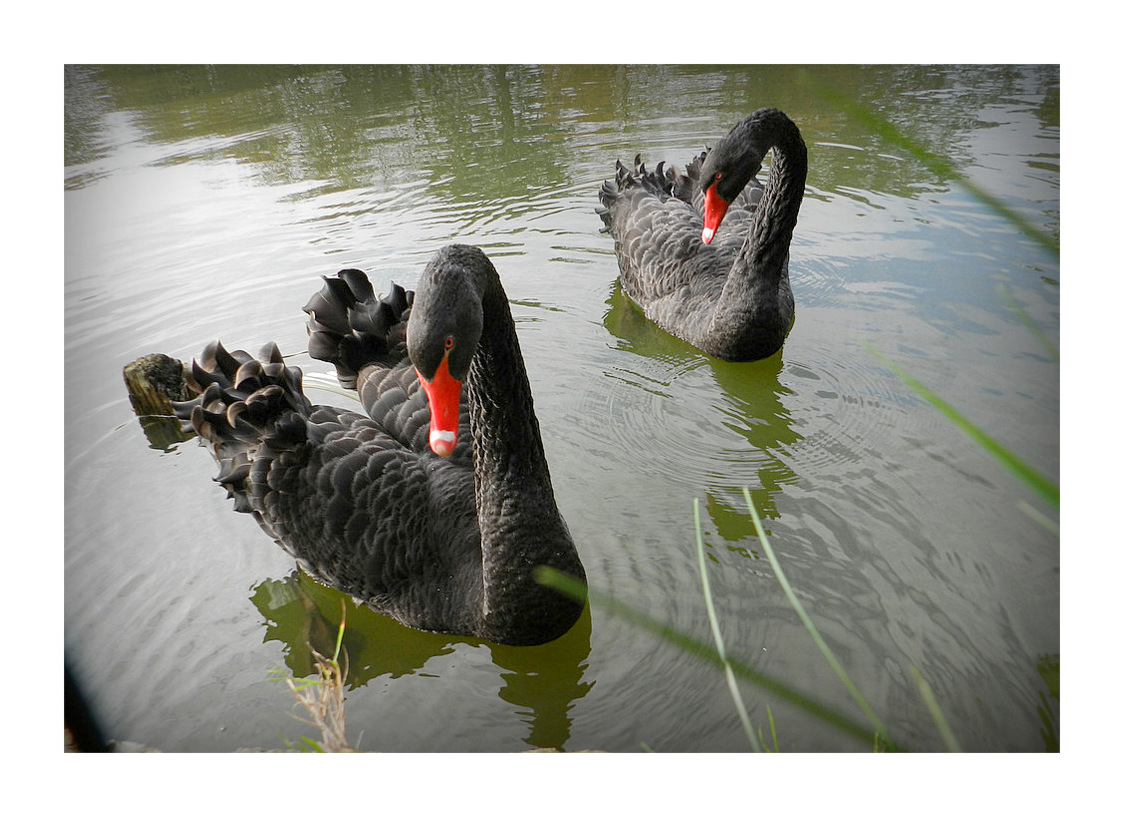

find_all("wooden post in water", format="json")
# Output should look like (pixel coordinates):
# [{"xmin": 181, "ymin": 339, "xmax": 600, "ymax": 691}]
[{"xmin": 122, "ymin": 353, "xmax": 194, "ymax": 450}]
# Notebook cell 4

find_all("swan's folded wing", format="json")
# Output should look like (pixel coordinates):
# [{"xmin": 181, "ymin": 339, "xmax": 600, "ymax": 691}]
[
  {"xmin": 250, "ymin": 407, "xmax": 477, "ymax": 609},
  {"xmin": 612, "ymin": 191, "xmax": 744, "ymax": 305}
]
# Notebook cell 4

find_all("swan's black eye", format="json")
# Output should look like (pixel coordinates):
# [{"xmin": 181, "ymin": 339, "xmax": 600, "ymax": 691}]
[{"xmin": 444, "ymin": 335, "xmax": 455, "ymax": 351}]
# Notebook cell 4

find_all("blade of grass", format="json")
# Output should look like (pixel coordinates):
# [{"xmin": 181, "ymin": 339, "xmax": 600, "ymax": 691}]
[
  {"xmin": 1018, "ymin": 500, "xmax": 1059, "ymax": 535},
  {"xmin": 743, "ymin": 488, "xmax": 889, "ymax": 739},
  {"xmin": 693, "ymin": 498, "xmax": 763, "ymax": 752},
  {"xmin": 997, "ymin": 284, "xmax": 1059, "ymax": 362},
  {"xmin": 870, "ymin": 346, "xmax": 1059, "ymax": 509},
  {"xmin": 270, "ymin": 602, "xmax": 353, "ymax": 752},
  {"xmin": 911, "ymin": 667, "xmax": 962, "ymax": 752},
  {"xmin": 537, "ymin": 566, "xmax": 903, "ymax": 751},
  {"xmin": 761, "ymin": 706, "xmax": 779, "ymax": 753}
]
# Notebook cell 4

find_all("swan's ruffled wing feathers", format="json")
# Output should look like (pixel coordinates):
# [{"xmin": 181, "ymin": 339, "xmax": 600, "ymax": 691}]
[
  {"xmin": 602, "ymin": 178, "xmax": 742, "ymax": 302},
  {"xmin": 305, "ymin": 268, "xmax": 465, "ymax": 453},
  {"xmin": 173, "ymin": 339, "xmax": 482, "ymax": 633},
  {"xmin": 304, "ymin": 271, "xmax": 414, "ymax": 390}
]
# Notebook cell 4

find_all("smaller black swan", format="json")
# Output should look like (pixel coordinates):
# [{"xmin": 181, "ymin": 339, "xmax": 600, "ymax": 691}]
[
  {"xmin": 598, "ymin": 108, "xmax": 808, "ymax": 362},
  {"xmin": 174, "ymin": 244, "xmax": 585, "ymax": 646}
]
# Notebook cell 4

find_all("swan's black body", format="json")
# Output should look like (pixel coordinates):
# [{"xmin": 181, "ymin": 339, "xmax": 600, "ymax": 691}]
[
  {"xmin": 598, "ymin": 108, "xmax": 807, "ymax": 362},
  {"xmin": 175, "ymin": 245, "xmax": 585, "ymax": 646}
]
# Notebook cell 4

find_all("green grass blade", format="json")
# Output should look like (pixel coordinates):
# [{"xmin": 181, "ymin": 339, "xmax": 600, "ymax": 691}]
[
  {"xmin": 1019, "ymin": 500, "xmax": 1060, "ymax": 535},
  {"xmin": 332, "ymin": 600, "xmax": 347, "ymax": 663},
  {"xmin": 694, "ymin": 498, "xmax": 763, "ymax": 752},
  {"xmin": 998, "ymin": 284, "xmax": 1059, "ymax": 362},
  {"xmin": 743, "ymin": 489, "xmax": 889, "ymax": 739},
  {"xmin": 911, "ymin": 667, "xmax": 962, "ymax": 752},
  {"xmin": 299, "ymin": 736, "xmax": 325, "ymax": 753},
  {"xmin": 871, "ymin": 348, "xmax": 1059, "ymax": 509},
  {"xmin": 760, "ymin": 706, "xmax": 779, "ymax": 753},
  {"xmin": 537, "ymin": 566, "xmax": 904, "ymax": 751}
]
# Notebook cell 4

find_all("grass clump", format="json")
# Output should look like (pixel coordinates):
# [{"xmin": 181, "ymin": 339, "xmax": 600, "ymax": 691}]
[{"xmin": 270, "ymin": 603, "xmax": 354, "ymax": 752}]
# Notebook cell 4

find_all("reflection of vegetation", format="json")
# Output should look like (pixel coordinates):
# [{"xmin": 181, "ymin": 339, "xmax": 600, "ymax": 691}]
[
  {"xmin": 67, "ymin": 64, "xmax": 585, "ymax": 197},
  {"xmin": 803, "ymin": 72, "xmax": 1060, "ymax": 255},
  {"xmin": 270, "ymin": 605, "xmax": 353, "ymax": 752},
  {"xmin": 252, "ymin": 571, "xmax": 455, "ymax": 684},
  {"xmin": 252, "ymin": 571, "xmax": 593, "ymax": 751},
  {"xmin": 66, "ymin": 64, "xmax": 1059, "ymax": 223}
]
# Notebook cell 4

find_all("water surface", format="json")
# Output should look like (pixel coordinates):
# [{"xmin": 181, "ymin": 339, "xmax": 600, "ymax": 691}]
[{"xmin": 64, "ymin": 64, "xmax": 1059, "ymax": 752}]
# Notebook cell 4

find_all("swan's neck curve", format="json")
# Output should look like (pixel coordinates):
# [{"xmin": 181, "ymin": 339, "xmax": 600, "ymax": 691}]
[
  {"xmin": 467, "ymin": 272, "xmax": 584, "ymax": 644},
  {"xmin": 709, "ymin": 115, "xmax": 807, "ymax": 359}
]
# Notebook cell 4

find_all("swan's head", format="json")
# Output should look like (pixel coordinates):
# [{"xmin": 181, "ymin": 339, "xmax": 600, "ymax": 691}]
[
  {"xmin": 699, "ymin": 114, "xmax": 768, "ymax": 244},
  {"xmin": 408, "ymin": 245, "xmax": 486, "ymax": 457}
]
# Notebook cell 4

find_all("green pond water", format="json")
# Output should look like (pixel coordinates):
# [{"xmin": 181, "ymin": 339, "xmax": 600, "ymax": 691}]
[{"xmin": 64, "ymin": 64, "xmax": 1059, "ymax": 752}]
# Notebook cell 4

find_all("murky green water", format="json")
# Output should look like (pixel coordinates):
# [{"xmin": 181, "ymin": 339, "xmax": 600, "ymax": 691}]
[{"xmin": 64, "ymin": 64, "xmax": 1059, "ymax": 752}]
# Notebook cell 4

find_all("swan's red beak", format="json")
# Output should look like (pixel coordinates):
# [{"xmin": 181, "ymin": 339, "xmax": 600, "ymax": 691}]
[
  {"xmin": 702, "ymin": 183, "xmax": 730, "ymax": 245},
  {"xmin": 416, "ymin": 356, "xmax": 462, "ymax": 457}
]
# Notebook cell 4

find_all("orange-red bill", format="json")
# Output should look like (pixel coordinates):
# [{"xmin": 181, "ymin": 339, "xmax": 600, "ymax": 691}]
[
  {"xmin": 702, "ymin": 184, "xmax": 730, "ymax": 245},
  {"xmin": 417, "ymin": 356, "xmax": 463, "ymax": 457}
]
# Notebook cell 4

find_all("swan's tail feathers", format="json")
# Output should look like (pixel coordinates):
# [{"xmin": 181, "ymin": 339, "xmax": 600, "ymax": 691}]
[
  {"xmin": 304, "ymin": 269, "xmax": 414, "ymax": 390},
  {"xmin": 173, "ymin": 340, "xmax": 313, "ymax": 513}
]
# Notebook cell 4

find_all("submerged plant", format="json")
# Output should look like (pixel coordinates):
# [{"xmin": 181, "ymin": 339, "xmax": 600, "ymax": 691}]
[{"xmin": 270, "ymin": 603, "xmax": 354, "ymax": 752}]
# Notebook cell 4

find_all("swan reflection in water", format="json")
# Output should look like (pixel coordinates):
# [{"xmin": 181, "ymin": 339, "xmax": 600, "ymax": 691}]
[
  {"xmin": 601, "ymin": 279, "xmax": 802, "ymax": 541},
  {"xmin": 251, "ymin": 571, "xmax": 593, "ymax": 751}
]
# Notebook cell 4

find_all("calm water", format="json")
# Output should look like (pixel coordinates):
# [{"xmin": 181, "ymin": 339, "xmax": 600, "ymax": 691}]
[{"xmin": 64, "ymin": 64, "xmax": 1059, "ymax": 752}]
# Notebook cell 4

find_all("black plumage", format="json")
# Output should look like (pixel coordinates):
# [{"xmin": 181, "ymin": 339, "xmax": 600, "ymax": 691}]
[
  {"xmin": 598, "ymin": 108, "xmax": 808, "ymax": 362},
  {"xmin": 174, "ymin": 244, "xmax": 585, "ymax": 646}
]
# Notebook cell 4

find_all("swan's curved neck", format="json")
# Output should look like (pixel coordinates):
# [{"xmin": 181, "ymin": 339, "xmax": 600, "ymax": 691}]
[
  {"xmin": 749, "ymin": 129, "xmax": 807, "ymax": 267},
  {"xmin": 468, "ymin": 280, "xmax": 555, "ymax": 500},
  {"xmin": 467, "ymin": 274, "xmax": 581, "ymax": 642},
  {"xmin": 707, "ymin": 119, "xmax": 807, "ymax": 357}
]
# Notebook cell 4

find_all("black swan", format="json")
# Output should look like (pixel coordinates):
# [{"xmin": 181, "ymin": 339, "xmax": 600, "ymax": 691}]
[
  {"xmin": 173, "ymin": 244, "xmax": 586, "ymax": 646},
  {"xmin": 598, "ymin": 108, "xmax": 808, "ymax": 362}
]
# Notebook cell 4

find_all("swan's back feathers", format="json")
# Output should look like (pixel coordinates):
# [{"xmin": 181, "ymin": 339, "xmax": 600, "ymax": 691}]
[
  {"xmin": 598, "ymin": 152, "xmax": 745, "ymax": 313},
  {"xmin": 173, "ymin": 339, "xmax": 481, "ymax": 629}
]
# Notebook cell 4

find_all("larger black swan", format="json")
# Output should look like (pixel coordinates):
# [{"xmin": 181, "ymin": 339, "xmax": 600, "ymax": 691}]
[
  {"xmin": 173, "ymin": 244, "xmax": 585, "ymax": 646},
  {"xmin": 598, "ymin": 108, "xmax": 808, "ymax": 362}
]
